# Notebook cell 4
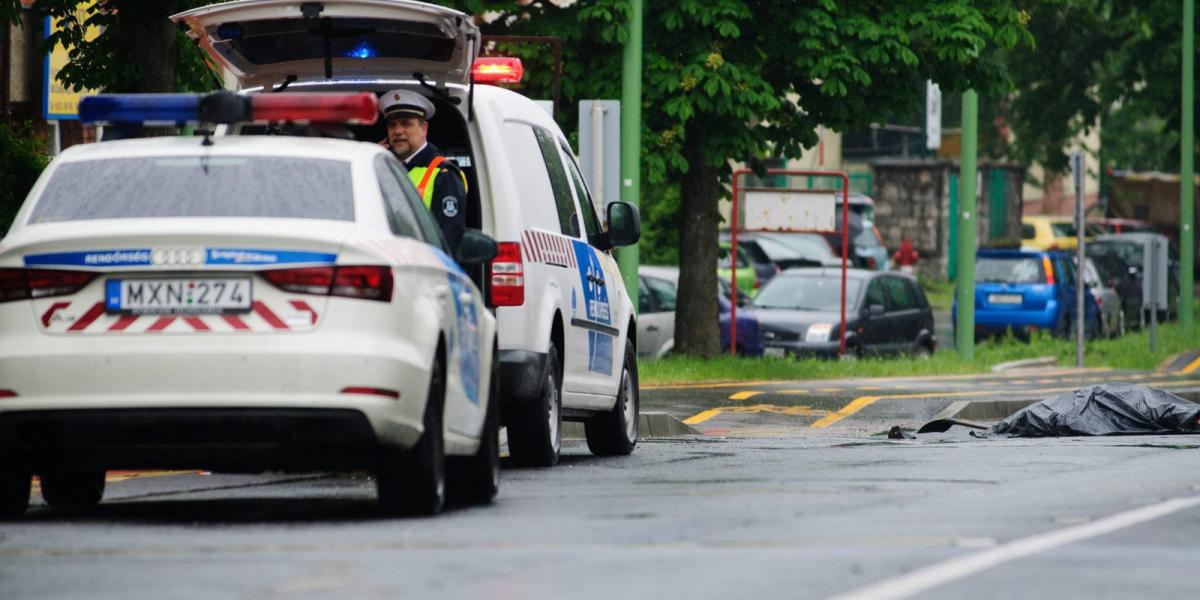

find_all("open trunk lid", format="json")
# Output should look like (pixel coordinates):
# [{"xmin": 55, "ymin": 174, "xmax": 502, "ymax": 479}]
[{"xmin": 171, "ymin": 0, "xmax": 480, "ymax": 90}]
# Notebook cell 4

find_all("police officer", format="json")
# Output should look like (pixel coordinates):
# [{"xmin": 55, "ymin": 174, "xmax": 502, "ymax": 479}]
[{"xmin": 379, "ymin": 89, "xmax": 467, "ymax": 250}]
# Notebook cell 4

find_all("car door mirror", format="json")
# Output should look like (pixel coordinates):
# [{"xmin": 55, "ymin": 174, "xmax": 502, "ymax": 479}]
[
  {"xmin": 867, "ymin": 304, "xmax": 885, "ymax": 317},
  {"xmin": 607, "ymin": 201, "xmax": 641, "ymax": 248},
  {"xmin": 455, "ymin": 229, "xmax": 498, "ymax": 266}
]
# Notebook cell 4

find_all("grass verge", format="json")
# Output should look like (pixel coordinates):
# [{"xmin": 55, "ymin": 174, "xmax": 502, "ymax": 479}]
[{"xmin": 640, "ymin": 309, "xmax": 1199, "ymax": 386}]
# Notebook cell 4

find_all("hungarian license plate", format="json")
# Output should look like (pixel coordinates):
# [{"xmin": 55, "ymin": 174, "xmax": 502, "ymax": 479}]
[
  {"xmin": 988, "ymin": 293, "xmax": 1022, "ymax": 305},
  {"xmin": 764, "ymin": 346, "xmax": 787, "ymax": 358},
  {"xmin": 105, "ymin": 278, "xmax": 252, "ymax": 314}
]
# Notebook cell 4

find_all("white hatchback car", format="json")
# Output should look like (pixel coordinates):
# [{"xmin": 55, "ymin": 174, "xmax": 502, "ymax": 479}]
[
  {"xmin": 0, "ymin": 99, "xmax": 499, "ymax": 518},
  {"xmin": 172, "ymin": 0, "xmax": 643, "ymax": 467}
]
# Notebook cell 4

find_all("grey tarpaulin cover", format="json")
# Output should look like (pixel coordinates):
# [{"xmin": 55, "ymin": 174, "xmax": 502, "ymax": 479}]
[{"xmin": 976, "ymin": 383, "xmax": 1200, "ymax": 437}]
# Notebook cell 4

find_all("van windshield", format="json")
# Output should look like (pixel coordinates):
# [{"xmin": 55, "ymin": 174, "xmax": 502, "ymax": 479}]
[{"xmin": 29, "ymin": 156, "xmax": 354, "ymax": 223}]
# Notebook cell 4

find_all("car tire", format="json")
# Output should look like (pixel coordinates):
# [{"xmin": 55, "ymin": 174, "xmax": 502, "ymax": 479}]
[
  {"xmin": 376, "ymin": 356, "xmax": 446, "ymax": 516},
  {"xmin": 0, "ymin": 466, "xmax": 31, "ymax": 519},
  {"xmin": 1055, "ymin": 312, "xmax": 1071, "ymax": 339},
  {"xmin": 585, "ymin": 339, "xmax": 639, "ymax": 457},
  {"xmin": 39, "ymin": 469, "xmax": 105, "ymax": 509},
  {"xmin": 447, "ymin": 350, "xmax": 500, "ymax": 506},
  {"xmin": 507, "ymin": 343, "xmax": 562, "ymax": 467}
]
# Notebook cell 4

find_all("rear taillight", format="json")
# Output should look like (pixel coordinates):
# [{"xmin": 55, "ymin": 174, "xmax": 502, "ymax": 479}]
[
  {"xmin": 0, "ymin": 268, "xmax": 97, "ymax": 303},
  {"xmin": 488, "ymin": 242, "xmax": 524, "ymax": 306},
  {"xmin": 1042, "ymin": 257, "xmax": 1055, "ymax": 285},
  {"xmin": 0, "ymin": 390, "xmax": 16, "ymax": 398},
  {"xmin": 262, "ymin": 266, "xmax": 392, "ymax": 302},
  {"xmin": 866, "ymin": 256, "xmax": 878, "ymax": 269}
]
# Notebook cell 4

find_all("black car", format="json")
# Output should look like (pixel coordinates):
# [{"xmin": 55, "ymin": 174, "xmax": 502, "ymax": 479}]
[{"xmin": 753, "ymin": 268, "xmax": 936, "ymax": 358}]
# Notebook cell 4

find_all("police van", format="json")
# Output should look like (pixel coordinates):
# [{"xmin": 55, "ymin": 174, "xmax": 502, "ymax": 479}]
[{"xmin": 173, "ymin": 0, "xmax": 642, "ymax": 466}]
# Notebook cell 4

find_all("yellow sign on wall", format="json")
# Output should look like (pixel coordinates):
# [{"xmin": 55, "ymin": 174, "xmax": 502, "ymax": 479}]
[{"xmin": 43, "ymin": 1, "xmax": 101, "ymax": 120}]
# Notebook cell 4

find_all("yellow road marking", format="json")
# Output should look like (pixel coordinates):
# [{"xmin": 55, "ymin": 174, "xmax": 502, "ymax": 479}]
[
  {"xmin": 858, "ymin": 386, "xmax": 885, "ymax": 391},
  {"xmin": 779, "ymin": 389, "xmax": 809, "ymax": 395},
  {"xmin": 680, "ymin": 377, "xmax": 1200, "ymax": 429},
  {"xmin": 810, "ymin": 396, "xmax": 882, "ymax": 428},
  {"xmin": 1183, "ymin": 356, "xmax": 1200, "ymax": 374},
  {"xmin": 729, "ymin": 391, "xmax": 763, "ymax": 401},
  {"xmin": 815, "ymin": 387, "xmax": 843, "ymax": 393},
  {"xmin": 683, "ymin": 408, "xmax": 724, "ymax": 425}
]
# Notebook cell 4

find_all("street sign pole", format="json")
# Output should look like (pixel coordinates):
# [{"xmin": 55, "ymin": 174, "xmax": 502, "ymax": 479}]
[
  {"xmin": 956, "ymin": 90, "xmax": 979, "ymax": 360},
  {"xmin": 618, "ymin": 0, "xmax": 643, "ymax": 303},
  {"xmin": 1073, "ymin": 152, "xmax": 1086, "ymax": 367},
  {"xmin": 1182, "ymin": 0, "xmax": 1195, "ymax": 330}
]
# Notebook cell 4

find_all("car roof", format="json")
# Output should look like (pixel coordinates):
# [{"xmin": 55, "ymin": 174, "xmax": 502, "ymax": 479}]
[
  {"xmin": 53, "ymin": 135, "xmax": 385, "ymax": 163},
  {"xmin": 977, "ymin": 248, "xmax": 1061, "ymax": 258},
  {"xmin": 775, "ymin": 267, "xmax": 875, "ymax": 280}
]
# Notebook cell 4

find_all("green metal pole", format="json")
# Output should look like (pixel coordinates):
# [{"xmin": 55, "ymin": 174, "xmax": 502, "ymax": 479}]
[
  {"xmin": 618, "ymin": 0, "xmax": 643, "ymax": 302},
  {"xmin": 956, "ymin": 90, "xmax": 979, "ymax": 359},
  {"xmin": 1181, "ymin": 0, "xmax": 1195, "ymax": 330}
]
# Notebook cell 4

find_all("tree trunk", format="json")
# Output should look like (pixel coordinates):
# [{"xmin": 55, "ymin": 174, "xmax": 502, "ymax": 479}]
[
  {"xmin": 674, "ymin": 124, "xmax": 722, "ymax": 357},
  {"xmin": 112, "ymin": 0, "xmax": 178, "ymax": 93}
]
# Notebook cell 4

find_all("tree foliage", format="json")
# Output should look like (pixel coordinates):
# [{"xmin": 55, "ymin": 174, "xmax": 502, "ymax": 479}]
[
  {"xmin": 451, "ymin": 0, "xmax": 1030, "ymax": 356},
  {"xmin": 1, "ymin": 0, "xmax": 222, "ymax": 93},
  {"xmin": 0, "ymin": 121, "xmax": 48, "ymax": 234},
  {"xmin": 1005, "ymin": 0, "xmax": 1198, "ymax": 176}
]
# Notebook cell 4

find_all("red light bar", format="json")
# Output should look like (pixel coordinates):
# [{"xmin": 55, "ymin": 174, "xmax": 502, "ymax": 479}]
[
  {"xmin": 340, "ymin": 386, "xmax": 400, "ymax": 399},
  {"xmin": 250, "ymin": 93, "xmax": 378, "ymax": 124},
  {"xmin": 473, "ymin": 57, "xmax": 524, "ymax": 84}
]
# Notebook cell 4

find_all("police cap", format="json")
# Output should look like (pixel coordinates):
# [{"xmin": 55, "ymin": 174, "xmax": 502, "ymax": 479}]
[{"xmin": 379, "ymin": 89, "xmax": 435, "ymax": 121}]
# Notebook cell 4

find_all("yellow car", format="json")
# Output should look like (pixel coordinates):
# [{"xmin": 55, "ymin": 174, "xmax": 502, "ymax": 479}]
[{"xmin": 1021, "ymin": 216, "xmax": 1088, "ymax": 250}]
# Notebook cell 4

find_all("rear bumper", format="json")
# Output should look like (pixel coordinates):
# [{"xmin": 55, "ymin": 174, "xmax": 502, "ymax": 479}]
[
  {"xmin": 0, "ymin": 408, "xmax": 380, "ymax": 473},
  {"xmin": 0, "ymin": 331, "xmax": 433, "ymax": 452},
  {"xmin": 973, "ymin": 304, "xmax": 1060, "ymax": 332},
  {"xmin": 497, "ymin": 349, "xmax": 547, "ymax": 403}
]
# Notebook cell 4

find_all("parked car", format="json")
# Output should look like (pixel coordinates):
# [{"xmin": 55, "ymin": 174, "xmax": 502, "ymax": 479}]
[
  {"xmin": 819, "ymin": 212, "xmax": 889, "ymax": 270},
  {"xmin": 753, "ymin": 268, "xmax": 935, "ymax": 358},
  {"xmin": 1087, "ymin": 251, "xmax": 1144, "ymax": 329},
  {"xmin": 1021, "ymin": 215, "xmax": 1086, "ymax": 250},
  {"xmin": 636, "ymin": 266, "xmax": 762, "ymax": 358},
  {"xmin": 1087, "ymin": 217, "xmax": 1155, "ymax": 236},
  {"xmin": 956, "ymin": 249, "xmax": 1099, "ymax": 340},
  {"xmin": 725, "ymin": 231, "xmax": 841, "ymax": 272},
  {"xmin": 718, "ymin": 243, "xmax": 759, "ymax": 297},
  {"xmin": 720, "ymin": 237, "xmax": 781, "ymax": 287},
  {"xmin": 1080, "ymin": 257, "xmax": 1125, "ymax": 338},
  {"xmin": 1090, "ymin": 234, "xmax": 1178, "ymax": 321}
]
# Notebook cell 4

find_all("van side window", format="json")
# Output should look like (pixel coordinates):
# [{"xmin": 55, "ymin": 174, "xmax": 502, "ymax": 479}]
[
  {"xmin": 559, "ymin": 143, "xmax": 604, "ymax": 247},
  {"xmin": 500, "ymin": 121, "xmax": 561, "ymax": 234},
  {"xmin": 532, "ymin": 127, "xmax": 582, "ymax": 238},
  {"xmin": 374, "ymin": 155, "xmax": 424, "ymax": 242}
]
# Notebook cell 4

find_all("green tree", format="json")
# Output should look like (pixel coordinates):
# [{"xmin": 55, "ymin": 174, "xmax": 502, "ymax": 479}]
[
  {"xmin": 1, "ymin": 1, "xmax": 222, "ymax": 93},
  {"xmin": 454, "ymin": 0, "xmax": 1029, "ymax": 356},
  {"xmin": 1004, "ymin": 0, "xmax": 1198, "ymax": 177},
  {"xmin": 0, "ymin": 121, "xmax": 48, "ymax": 234}
]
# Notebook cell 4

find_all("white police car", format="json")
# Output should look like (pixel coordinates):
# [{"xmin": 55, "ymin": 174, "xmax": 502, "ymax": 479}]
[
  {"xmin": 173, "ymin": 0, "xmax": 643, "ymax": 466},
  {"xmin": 0, "ymin": 92, "xmax": 499, "ymax": 518}
]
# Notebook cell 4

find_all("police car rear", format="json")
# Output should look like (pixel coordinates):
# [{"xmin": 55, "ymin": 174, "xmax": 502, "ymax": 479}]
[{"xmin": 0, "ymin": 94, "xmax": 500, "ymax": 518}]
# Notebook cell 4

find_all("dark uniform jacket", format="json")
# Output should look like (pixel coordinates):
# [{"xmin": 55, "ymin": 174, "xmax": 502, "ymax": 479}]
[{"xmin": 404, "ymin": 142, "xmax": 467, "ymax": 251}]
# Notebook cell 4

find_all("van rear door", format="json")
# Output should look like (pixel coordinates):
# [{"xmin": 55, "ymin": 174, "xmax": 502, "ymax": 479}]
[{"xmin": 171, "ymin": 0, "xmax": 480, "ymax": 89}]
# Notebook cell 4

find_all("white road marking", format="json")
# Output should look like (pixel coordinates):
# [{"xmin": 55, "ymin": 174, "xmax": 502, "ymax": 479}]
[{"xmin": 826, "ymin": 495, "xmax": 1200, "ymax": 600}]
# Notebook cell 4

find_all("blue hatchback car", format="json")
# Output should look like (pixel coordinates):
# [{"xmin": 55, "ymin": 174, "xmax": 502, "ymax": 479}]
[{"xmin": 954, "ymin": 249, "xmax": 1099, "ymax": 340}]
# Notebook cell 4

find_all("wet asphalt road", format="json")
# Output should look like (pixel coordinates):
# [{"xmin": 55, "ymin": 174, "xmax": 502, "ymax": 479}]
[{"xmin": 2, "ymin": 367, "xmax": 1200, "ymax": 600}]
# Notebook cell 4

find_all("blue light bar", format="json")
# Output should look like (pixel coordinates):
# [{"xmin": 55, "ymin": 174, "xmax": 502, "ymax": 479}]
[
  {"xmin": 78, "ymin": 94, "xmax": 200, "ymax": 124},
  {"xmin": 344, "ymin": 42, "xmax": 377, "ymax": 59}
]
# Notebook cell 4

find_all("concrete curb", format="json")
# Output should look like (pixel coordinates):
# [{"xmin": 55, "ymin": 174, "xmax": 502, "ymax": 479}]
[
  {"xmin": 990, "ymin": 356, "xmax": 1058, "ymax": 373},
  {"xmin": 562, "ymin": 412, "xmax": 702, "ymax": 440},
  {"xmin": 1159, "ymin": 351, "xmax": 1200, "ymax": 373}
]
